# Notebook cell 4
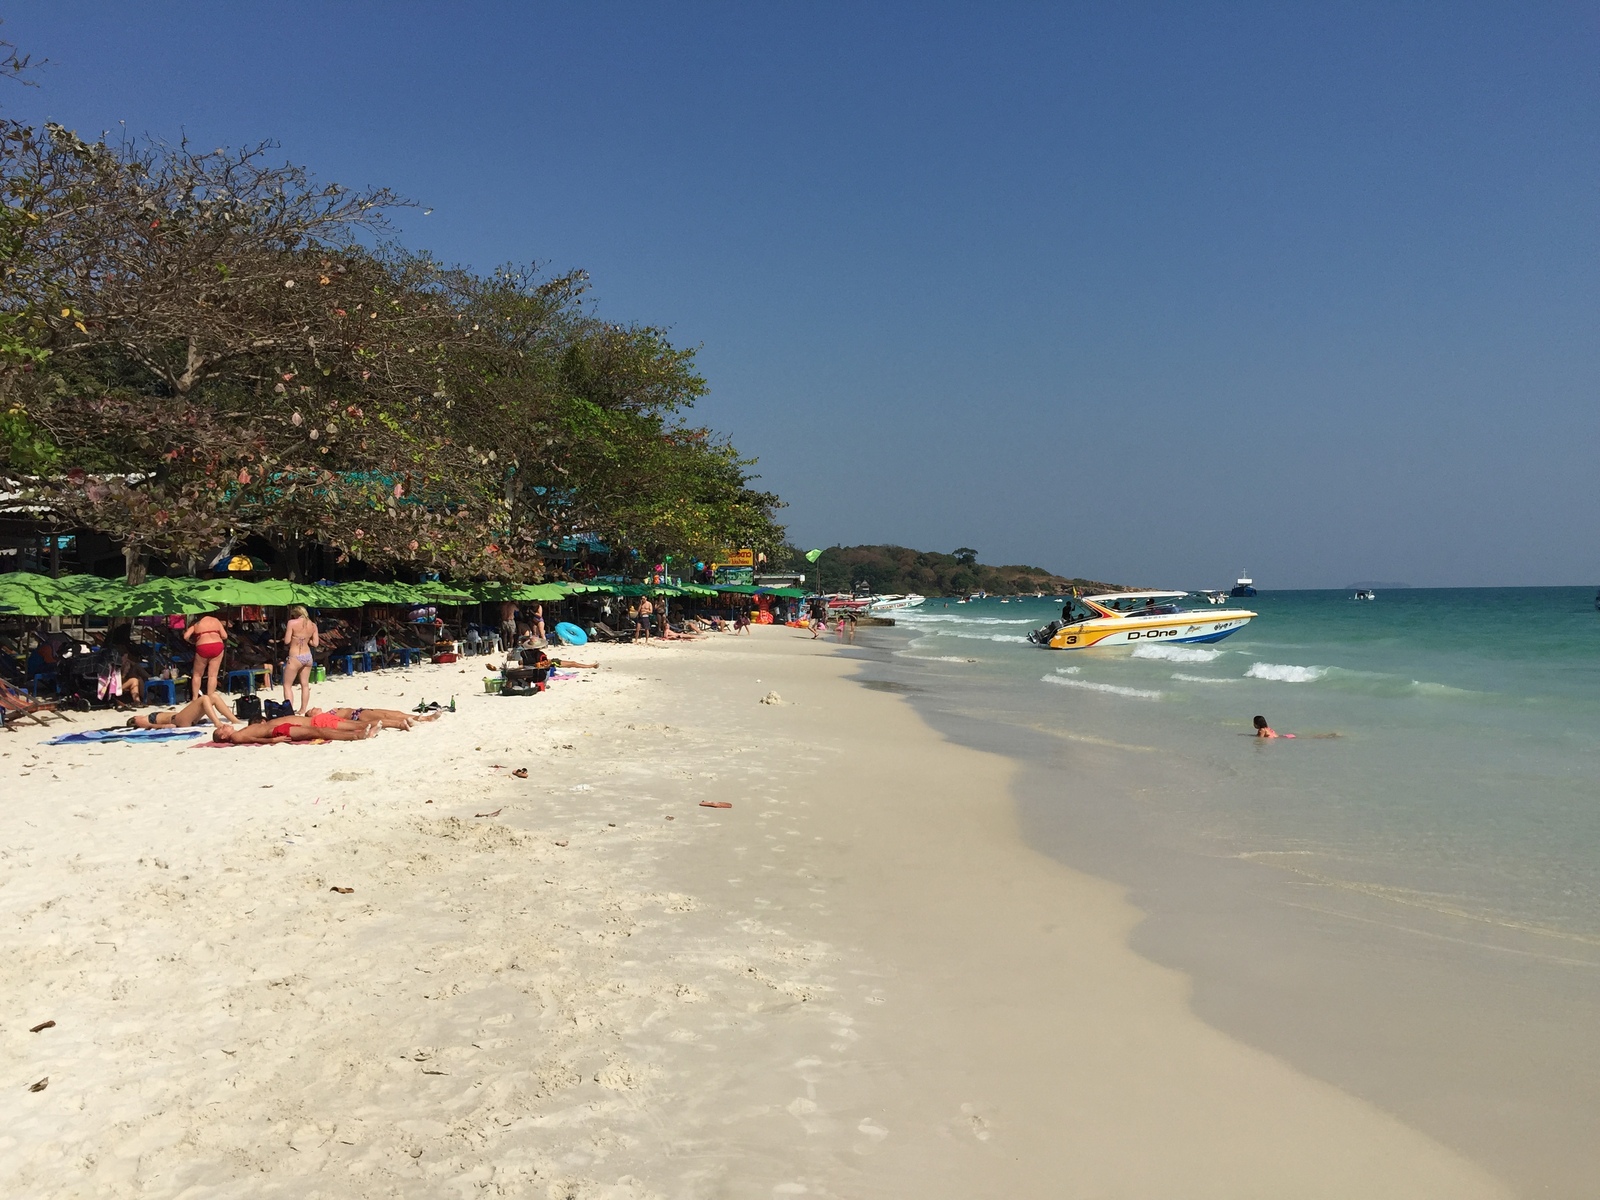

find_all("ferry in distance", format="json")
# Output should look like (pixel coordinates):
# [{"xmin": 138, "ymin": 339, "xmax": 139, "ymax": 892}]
[{"xmin": 1028, "ymin": 591, "xmax": 1257, "ymax": 650}]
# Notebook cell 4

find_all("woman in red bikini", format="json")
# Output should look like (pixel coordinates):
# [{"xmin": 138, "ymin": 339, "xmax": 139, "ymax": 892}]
[
  {"xmin": 211, "ymin": 711, "xmax": 378, "ymax": 744},
  {"xmin": 184, "ymin": 612, "xmax": 229, "ymax": 699}
]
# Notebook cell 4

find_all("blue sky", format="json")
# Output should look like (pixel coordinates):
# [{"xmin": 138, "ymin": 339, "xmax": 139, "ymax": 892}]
[{"xmin": 5, "ymin": 3, "xmax": 1595, "ymax": 586}]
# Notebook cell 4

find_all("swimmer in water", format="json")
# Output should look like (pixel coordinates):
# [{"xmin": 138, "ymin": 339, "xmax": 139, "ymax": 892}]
[{"xmin": 1253, "ymin": 715, "xmax": 1294, "ymax": 739}]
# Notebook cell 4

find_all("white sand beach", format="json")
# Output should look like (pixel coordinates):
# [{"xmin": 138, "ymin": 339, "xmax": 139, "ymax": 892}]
[{"xmin": 2, "ymin": 630, "xmax": 1511, "ymax": 1198}]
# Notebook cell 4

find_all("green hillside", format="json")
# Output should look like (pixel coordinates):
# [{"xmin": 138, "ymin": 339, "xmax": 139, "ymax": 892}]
[{"xmin": 784, "ymin": 545, "xmax": 1124, "ymax": 598}]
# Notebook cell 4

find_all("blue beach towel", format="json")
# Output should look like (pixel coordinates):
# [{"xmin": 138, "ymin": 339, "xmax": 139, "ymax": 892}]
[{"xmin": 46, "ymin": 727, "xmax": 208, "ymax": 746}]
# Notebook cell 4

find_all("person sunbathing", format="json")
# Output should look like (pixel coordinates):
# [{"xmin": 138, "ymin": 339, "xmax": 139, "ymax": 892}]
[
  {"xmin": 526, "ymin": 649, "xmax": 599, "ymax": 669},
  {"xmin": 212, "ymin": 712, "xmax": 378, "ymax": 744},
  {"xmin": 313, "ymin": 705, "xmax": 441, "ymax": 730},
  {"xmin": 128, "ymin": 692, "xmax": 237, "ymax": 729}
]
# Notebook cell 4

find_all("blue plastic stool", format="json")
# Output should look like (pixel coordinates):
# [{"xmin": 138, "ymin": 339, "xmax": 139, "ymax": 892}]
[
  {"xmin": 334, "ymin": 654, "xmax": 358, "ymax": 676},
  {"xmin": 225, "ymin": 669, "xmax": 255, "ymax": 694},
  {"xmin": 145, "ymin": 678, "xmax": 177, "ymax": 705}
]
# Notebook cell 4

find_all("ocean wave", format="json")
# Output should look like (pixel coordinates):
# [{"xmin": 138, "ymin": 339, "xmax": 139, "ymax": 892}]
[
  {"xmin": 896, "ymin": 614, "xmax": 1036, "ymax": 626},
  {"xmin": 1042, "ymin": 675, "xmax": 1163, "ymax": 700},
  {"xmin": 1171, "ymin": 672, "xmax": 1239, "ymax": 684},
  {"xmin": 894, "ymin": 652, "xmax": 978, "ymax": 663},
  {"xmin": 931, "ymin": 629, "xmax": 1031, "ymax": 643},
  {"xmin": 1131, "ymin": 644, "xmax": 1225, "ymax": 664},
  {"xmin": 1246, "ymin": 662, "xmax": 1328, "ymax": 683}
]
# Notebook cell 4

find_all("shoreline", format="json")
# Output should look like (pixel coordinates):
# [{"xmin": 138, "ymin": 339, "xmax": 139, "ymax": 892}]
[{"xmin": 2, "ymin": 630, "xmax": 1506, "ymax": 1197}]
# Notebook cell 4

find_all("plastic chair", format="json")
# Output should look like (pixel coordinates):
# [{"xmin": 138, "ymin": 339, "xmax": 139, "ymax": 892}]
[
  {"xmin": 145, "ymin": 678, "xmax": 177, "ymax": 705},
  {"xmin": 334, "ymin": 654, "xmax": 358, "ymax": 676},
  {"xmin": 30, "ymin": 672, "xmax": 57, "ymax": 698},
  {"xmin": 226, "ymin": 668, "xmax": 267, "ymax": 694}
]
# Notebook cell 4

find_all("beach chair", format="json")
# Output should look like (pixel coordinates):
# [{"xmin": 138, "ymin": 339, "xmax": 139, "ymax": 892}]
[
  {"xmin": 586, "ymin": 621, "xmax": 633, "ymax": 644},
  {"xmin": 0, "ymin": 678, "xmax": 73, "ymax": 730}
]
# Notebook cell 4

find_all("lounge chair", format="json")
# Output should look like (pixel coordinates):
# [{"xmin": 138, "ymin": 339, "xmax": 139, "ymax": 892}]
[
  {"xmin": 586, "ymin": 621, "xmax": 633, "ymax": 643},
  {"xmin": 0, "ymin": 678, "xmax": 74, "ymax": 730}
]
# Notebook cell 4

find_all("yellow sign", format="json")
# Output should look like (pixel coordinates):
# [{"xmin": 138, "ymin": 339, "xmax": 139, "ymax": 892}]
[{"xmin": 721, "ymin": 548, "xmax": 754, "ymax": 567}]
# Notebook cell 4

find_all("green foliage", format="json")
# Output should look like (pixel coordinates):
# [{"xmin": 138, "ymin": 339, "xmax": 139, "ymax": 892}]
[
  {"xmin": 796, "ymin": 544, "xmax": 1122, "ymax": 597},
  {"xmin": 0, "ymin": 114, "xmax": 784, "ymax": 578}
]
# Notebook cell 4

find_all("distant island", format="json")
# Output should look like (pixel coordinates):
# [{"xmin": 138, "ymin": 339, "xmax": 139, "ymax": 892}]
[{"xmin": 787, "ymin": 544, "xmax": 1123, "ymax": 598}]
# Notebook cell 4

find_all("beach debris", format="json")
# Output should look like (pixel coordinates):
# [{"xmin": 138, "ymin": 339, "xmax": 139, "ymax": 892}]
[
  {"xmin": 28, "ymin": 1077, "xmax": 48, "ymax": 1092},
  {"xmin": 512, "ymin": 768, "xmax": 528, "ymax": 779},
  {"xmin": 329, "ymin": 886, "xmax": 355, "ymax": 894},
  {"xmin": 29, "ymin": 1020, "xmax": 55, "ymax": 1033},
  {"xmin": 553, "ymin": 839, "xmax": 568, "ymax": 847},
  {"xmin": 664, "ymin": 815, "xmax": 675, "ymax": 820},
  {"xmin": 700, "ymin": 801, "xmax": 733, "ymax": 809},
  {"xmin": 475, "ymin": 808, "xmax": 503, "ymax": 818},
  {"xmin": 760, "ymin": 691, "xmax": 782, "ymax": 705}
]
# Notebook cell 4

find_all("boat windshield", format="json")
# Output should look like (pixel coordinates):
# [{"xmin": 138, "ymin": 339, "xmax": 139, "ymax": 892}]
[
  {"xmin": 1061, "ymin": 598, "xmax": 1098, "ymax": 623},
  {"xmin": 1094, "ymin": 595, "xmax": 1184, "ymax": 617}
]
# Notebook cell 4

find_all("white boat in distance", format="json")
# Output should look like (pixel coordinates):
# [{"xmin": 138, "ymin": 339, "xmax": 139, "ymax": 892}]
[
  {"xmin": 818, "ymin": 592, "xmax": 925, "ymax": 614},
  {"xmin": 1029, "ymin": 591, "xmax": 1256, "ymax": 650},
  {"xmin": 867, "ymin": 593, "xmax": 925, "ymax": 614}
]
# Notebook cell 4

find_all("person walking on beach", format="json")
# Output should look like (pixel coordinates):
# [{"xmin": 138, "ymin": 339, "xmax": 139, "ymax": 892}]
[
  {"xmin": 282, "ymin": 604, "xmax": 320, "ymax": 714},
  {"xmin": 637, "ymin": 596, "xmax": 654, "ymax": 641},
  {"xmin": 531, "ymin": 603, "xmax": 545, "ymax": 643},
  {"xmin": 183, "ymin": 611, "xmax": 228, "ymax": 699}
]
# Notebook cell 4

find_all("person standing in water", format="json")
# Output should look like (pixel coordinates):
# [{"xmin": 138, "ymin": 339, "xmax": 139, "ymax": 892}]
[
  {"xmin": 282, "ymin": 604, "xmax": 320, "ymax": 714},
  {"xmin": 184, "ymin": 611, "xmax": 228, "ymax": 699}
]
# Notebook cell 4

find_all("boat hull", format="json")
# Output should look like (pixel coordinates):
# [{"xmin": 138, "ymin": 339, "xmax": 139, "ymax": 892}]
[{"xmin": 1042, "ymin": 609, "xmax": 1256, "ymax": 650}]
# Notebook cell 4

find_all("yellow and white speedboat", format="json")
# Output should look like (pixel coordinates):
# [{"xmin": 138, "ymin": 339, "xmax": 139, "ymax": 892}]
[{"xmin": 1028, "ymin": 591, "xmax": 1256, "ymax": 650}]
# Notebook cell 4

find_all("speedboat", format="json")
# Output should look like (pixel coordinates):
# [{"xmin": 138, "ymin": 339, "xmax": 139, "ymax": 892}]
[
  {"xmin": 1229, "ymin": 573, "xmax": 1257, "ymax": 598},
  {"xmin": 1028, "ymin": 591, "xmax": 1256, "ymax": 650},
  {"xmin": 867, "ymin": 593, "xmax": 925, "ymax": 614},
  {"xmin": 1353, "ymin": 589, "xmax": 1376, "ymax": 601},
  {"xmin": 1199, "ymin": 590, "xmax": 1230, "ymax": 605}
]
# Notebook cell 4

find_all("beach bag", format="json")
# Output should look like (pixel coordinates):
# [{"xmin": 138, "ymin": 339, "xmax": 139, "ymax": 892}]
[
  {"xmin": 235, "ymin": 694, "xmax": 263, "ymax": 722},
  {"xmin": 263, "ymin": 698, "xmax": 293, "ymax": 719}
]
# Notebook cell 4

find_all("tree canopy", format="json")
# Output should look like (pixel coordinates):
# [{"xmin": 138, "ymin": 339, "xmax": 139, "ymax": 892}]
[{"xmin": 0, "ymin": 100, "xmax": 784, "ymax": 580}]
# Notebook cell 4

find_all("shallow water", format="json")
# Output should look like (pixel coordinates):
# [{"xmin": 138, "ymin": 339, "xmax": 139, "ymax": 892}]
[{"xmin": 851, "ymin": 588, "xmax": 1600, "ymax": 1195}]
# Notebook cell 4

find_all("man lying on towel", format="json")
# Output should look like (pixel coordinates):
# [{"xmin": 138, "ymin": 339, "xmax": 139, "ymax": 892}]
[
  {"xmin": 212, "ymin": 712, "xmax": 378, "ymax": 744},
  {"xmin": 311, "ymin": 705, "xmax": 443, "ymax": 731}
]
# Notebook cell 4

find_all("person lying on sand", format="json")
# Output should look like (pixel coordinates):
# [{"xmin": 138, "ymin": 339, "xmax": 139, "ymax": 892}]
[
  {"xmin": 128, "ymin": 692, "xmax": 237, "ymax": 729},
  {"xmin": 312, "ymin": 706, "xmax": 441, "ymax": 730},
  {"xmin": 212, "ymin": 713, "xmax": 378, "ymax": 744},
  {"xmin": 525, "ymin": 649, "xmax": 600, "ymax": 670}
]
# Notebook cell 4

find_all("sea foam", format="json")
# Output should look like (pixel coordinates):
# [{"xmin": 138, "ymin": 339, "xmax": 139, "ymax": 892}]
[
  {"xmin": 1042, "ymin": 675, "xmax": 1162, "ymax": 700},
  {"xmin": 1131, "ymin": 644, "xmax": 1225, "ymax": 664},
  {"xmin": 1171, "ymin": 672, "xmax": 1239, "ymax": 684},
  {"xmin": 1246, "ymin": 662, "xmax": 1328, "ymax": 683}
]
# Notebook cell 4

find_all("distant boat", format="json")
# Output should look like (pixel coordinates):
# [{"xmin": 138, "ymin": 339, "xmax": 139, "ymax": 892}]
[
  {"xmin": 1353, "ymin": 589, "xmax": 1376, "ymax": 601},
  {"xmin": 1230, "ymin": 573, "xmax": 1257, "ymax": 598},
  {"xmin": 867, "ymin": 593, "xmax": 925, "ymax": 614}
]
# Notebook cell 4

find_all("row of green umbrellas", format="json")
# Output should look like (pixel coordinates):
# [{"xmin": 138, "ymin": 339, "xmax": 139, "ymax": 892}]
[{"xmin": 0, "ymin": 572, "xmax": 604, "ymax": 617}]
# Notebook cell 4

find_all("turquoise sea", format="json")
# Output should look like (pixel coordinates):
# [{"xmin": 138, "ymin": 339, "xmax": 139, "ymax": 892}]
[
  {"xmin": 851, "ymin": 588, "xmax": 1600, "ymax": 1195},
  {"xmin": 890, "ymin": 587, "xmax": 1600, "ymax": 940}
]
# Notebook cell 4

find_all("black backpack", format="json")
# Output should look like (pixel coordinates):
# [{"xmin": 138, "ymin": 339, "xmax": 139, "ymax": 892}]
[
  {"xmin": 263, "ymin": 698, "xmax": 294, "ymax": 719},
  {"xmin": 234, "ymin": 693, "xmax": 263, "ymax": 722}
]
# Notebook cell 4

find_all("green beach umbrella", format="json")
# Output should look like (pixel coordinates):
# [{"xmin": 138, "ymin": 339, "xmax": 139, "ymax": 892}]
[
  {"xmin": 0, "ymin": 572, "xmax": 85, "ymax": 616},
  {"xmin": 96, "ymin": 578, "xmax": 217, "ymax": 616}
]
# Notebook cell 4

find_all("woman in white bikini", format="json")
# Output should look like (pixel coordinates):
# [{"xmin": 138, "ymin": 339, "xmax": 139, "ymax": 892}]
[{"xmin": 282, "ymin": 604, "xmax": 320, "ymax": 714}]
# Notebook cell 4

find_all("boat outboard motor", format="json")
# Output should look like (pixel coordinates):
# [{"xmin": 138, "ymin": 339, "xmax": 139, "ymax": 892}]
[{"xmin": 1029, "ymin": 620, "xmax": 1063, "ymax": 645}]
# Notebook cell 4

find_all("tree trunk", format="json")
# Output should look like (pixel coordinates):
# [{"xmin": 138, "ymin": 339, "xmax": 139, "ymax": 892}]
[{"xmin": 123, "ymin": 544, "xmax": 148, "ymax": 585}]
